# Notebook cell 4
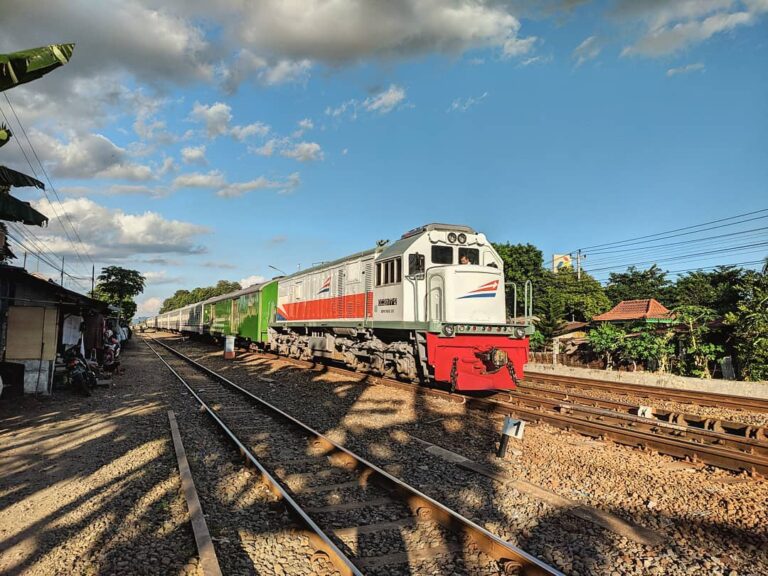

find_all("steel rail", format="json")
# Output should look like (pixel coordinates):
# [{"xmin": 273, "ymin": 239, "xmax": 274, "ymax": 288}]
[
  {"xmin": 524, "ymin": 371, "xmax": 768, "ymax": 413},
  {"xmin": 514, "ymin": 383, "xmax": 768, "ymax": 442},
  {"xmin": 161, "ymin": 336, "xmax": 768, "ymax": 475},
  {"xmin": 146, "ymin": 337, "xmax": 563, "ymax": 576},
  {"xmin": 144, "ymin": 339, "xmax": 364, "ymax": 576},
  {"xmin": 221, "ymin": 343, "xmax": 768, "ymax": 476}
]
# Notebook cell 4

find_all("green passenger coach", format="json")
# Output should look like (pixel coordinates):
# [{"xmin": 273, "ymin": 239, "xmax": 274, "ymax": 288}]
[{"xmin": 203, "ymin": 280, "xmax": 278, "ymax": 344}]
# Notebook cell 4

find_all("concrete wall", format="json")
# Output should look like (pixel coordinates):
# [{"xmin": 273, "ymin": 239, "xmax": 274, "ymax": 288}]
[
  {"xmin": 526, "ymin": 362, "xmax": 768, "ymax": 400},
  {"xmin": 21, "ymin": 359, "xmax": 52, "ymax": 395}
]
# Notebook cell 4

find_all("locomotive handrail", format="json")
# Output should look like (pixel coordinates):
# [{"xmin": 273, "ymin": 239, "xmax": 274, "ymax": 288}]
[{"xmin": 524, "ymin": 279, "xmax": 533, "ymax": 321}]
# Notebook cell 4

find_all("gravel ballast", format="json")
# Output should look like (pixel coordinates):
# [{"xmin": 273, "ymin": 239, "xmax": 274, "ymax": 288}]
[{"xmin": 162, "ymin": 333, "xmax": 768, "ymax": 576}]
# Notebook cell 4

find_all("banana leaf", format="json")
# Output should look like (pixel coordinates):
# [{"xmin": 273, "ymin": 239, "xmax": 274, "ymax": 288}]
[
  {"xmin": 0, "ymin": 165, "xmax": 44, "ymax": 189},
  {"xmin": 0, "ymin": 189, "xmax": 48, "ymax": 226},
  {"xmin": 0, "ymin": 43, "xmax": 75, "ymax": 92}
]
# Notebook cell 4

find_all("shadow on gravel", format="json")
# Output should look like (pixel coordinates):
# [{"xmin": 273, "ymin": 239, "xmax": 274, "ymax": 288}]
[
  {"xmin": 0, "ymin": 341, "xmax": 199, "ymax": 576},
  {"xmin": 152, "ymin": 335, "xmax": 768, "ymax": 575}
]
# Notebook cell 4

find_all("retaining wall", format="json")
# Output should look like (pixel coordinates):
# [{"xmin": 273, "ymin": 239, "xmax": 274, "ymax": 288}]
[{"xmin": 525, "ymin": 361, "xmax": 768, "ymax": 400}]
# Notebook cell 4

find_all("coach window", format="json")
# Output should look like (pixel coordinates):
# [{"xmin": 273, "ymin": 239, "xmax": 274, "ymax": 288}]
[
  {"xmin": 458, "ymin": 247, "xmax": 479, "ymax": 265},
  {"xmin": 432, "ymin": 245, "xmax": 453, "ymax": 264},
  {"xmin": 375, "ymin": 258, "xmax": 402, "ymax": 287}
]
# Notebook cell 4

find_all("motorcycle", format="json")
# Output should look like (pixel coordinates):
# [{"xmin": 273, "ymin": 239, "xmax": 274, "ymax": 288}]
[{"xmin": 64, "ymin": 345, "xmax": 96, "ymax": 396}]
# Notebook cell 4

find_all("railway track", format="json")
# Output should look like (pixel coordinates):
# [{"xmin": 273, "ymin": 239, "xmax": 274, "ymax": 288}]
[
  {"xmin": 156, "ymin": 334, "xmax": 768, "ymax": 476},
  {"xmin": 209, "ymin": 340, "xmax": 768, "ymax": 477},
  {"xmin": 525, "ymin": 371, "xmax": 768, "ymax": 413},
  {"xmin": 514, "ymin": 383, "xmax": 768, "ymax": 442},
  {"xmin": 145, "ymin": 337, "xmax": 562, "ymax": 576}
]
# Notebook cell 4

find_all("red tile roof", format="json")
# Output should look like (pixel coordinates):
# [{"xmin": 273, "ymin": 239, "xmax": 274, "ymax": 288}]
[{"xmin": 593, "ymin": 299, "xmax": 673, "ymax": 322}]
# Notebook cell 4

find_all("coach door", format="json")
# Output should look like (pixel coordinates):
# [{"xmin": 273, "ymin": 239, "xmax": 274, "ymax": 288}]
[{"xmin": 426, "ymin": 271, "xmax": 445, "ymax": 323}]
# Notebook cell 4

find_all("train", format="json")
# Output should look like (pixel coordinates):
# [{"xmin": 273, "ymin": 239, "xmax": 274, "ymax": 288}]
[{"xmin": 143, "ymin": 223, "xmax": 534, "ymax": 391}]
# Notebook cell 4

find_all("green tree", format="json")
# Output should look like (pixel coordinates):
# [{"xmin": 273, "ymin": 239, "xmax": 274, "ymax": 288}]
[
  {"xmin": 620, "ymin": 327, "xmax": 675, "ymax": 373},
  {"xmin": 539, "ymin": 267, "xmax": 610, "ymax": 323},
  {"xmin": 674, "ymin": 305, "xmax": 723, "ymax": 378},
  {"xmin": 492, "ymin": 242, "xmax": 546, "ymax": 318},
  {"xmin": 159, "ymin": 280, "xmax": 242, "ymax": 313},
  {"xmin": 94, "ymin": 266, "xmax": 146, "ymax": 321},
  {"xmin": 725, "ymin": 272, "xmax": 768, "ymax": 381},
  {"xmin": 588, "ymin": 323, "xmax": 625, "ymax": 369},
  {"xmin": 669, "ymin": 266, "xmax": 747, "ymax": 316},
  {"xmin": 605, "ymin": 265, "xmax": 670, "ymax": 305}
]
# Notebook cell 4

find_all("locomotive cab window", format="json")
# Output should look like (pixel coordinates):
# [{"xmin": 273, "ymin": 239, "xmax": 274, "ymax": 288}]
[
  {"xmin": 458, "ymin": 247, "xmax": 479, "ymax": 265},
  {"xmin": 375, "ymin": 258, "xmax": 402, "ymax": 287},
  {"xmin": 431, "ymin": 245, "xmax": 453, "ymax": 264}
]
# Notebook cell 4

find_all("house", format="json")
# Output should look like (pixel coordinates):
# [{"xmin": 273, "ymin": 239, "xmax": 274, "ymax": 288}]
[
  {"xmin": 593, "ymin": 298, "xmax": 675, "ymax": 324},
  {"xmin": 0, "ymin": 264, "xmax": 108, "ymax": 396}
]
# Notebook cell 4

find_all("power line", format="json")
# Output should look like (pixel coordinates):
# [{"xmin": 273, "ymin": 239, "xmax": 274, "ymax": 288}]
[
  {"xmin": 7, "ymin": 233, "xmax": 90, "ymax": 292},
  {"xmin": 0, "ymin": 95, "xmax": 92, "ymax": 273},
  {"xmin": 592, "ymin": 259, "xmax": 766, "ymax": 283},
  {"xmin": 577, "ymin": 208, "xmax": 768, "ymax": 252},
  {"xmin": 585, "ymin": 241, "xmax": 768, "ymax": 274}
]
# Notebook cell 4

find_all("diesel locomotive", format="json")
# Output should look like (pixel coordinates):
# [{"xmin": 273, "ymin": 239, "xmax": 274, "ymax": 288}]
[{"xmin": 145, "ymin": 223, "xmax": 534, "ymax": 391}]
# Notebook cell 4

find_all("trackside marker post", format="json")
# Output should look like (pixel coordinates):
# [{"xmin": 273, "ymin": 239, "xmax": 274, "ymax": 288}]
[{"xmin": 497, "ymin": 416, "xmax": 525, "ymax": 458}]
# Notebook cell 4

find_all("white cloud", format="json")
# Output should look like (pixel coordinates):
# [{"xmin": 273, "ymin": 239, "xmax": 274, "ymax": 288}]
[
  {"xmin": 240, "ymin": 274, "xmax": 267, "ymax": 288},
  {"xmin": 230, "ymin": 122, "xmax": 270, "ymax": 141},
  {"xmin": 181, "ymin": 145, "xmax": 207, "ymax": 165},
  {"xmin": 223, "ymin": 0, "xmax": 530, "ymax": 64},
  {"xmin": 143, "ymin": 271, "xmax": 184, "ymax": 285},
  {"xmin": 618, "ymin": 0, "xmax": 768, "ymax": 57},
  {"xmin": 173, "ymin": 170, "xmax": 227, "ymax": 189},
  {"xmin": 503, "ymin": 35, "xmax": 537, "ymax": 58},
  {"xmin": 281, "ymin": 141, "xmax": 324, "ymax": 162},
  {"xmin": 250, "ymin": 139, "xmax": 277, "ymax": 157},
  {"xmin": 666, "ymin": 62, "xmax": 706, "ymax": 76},
  {"xmin": 363, "ymin": 85, "xmax": 407, "ymax": 114},
  {"xmin": 0, "ymin": 0, "xmax": 211, "ymax": 85},
  {"xmin": 298, "ymin": 118, "xmax": 314, "ymax": 131},
  {"xmin": 25, "ymin": 130, "xmax": 153, "ymax": 181},
  {"xmin": 573, "ymin": 36, "xmax": 601, "ymax": 66},
  {"xmin": 203, "ymin": 261, "xmax": 237, "ymax": 269},
  {"xmin": 259, "ymin": 59, "xmax": 312, "ymax": 85},
  {"xmin": 61, "ymin": 184, "xmax": 170, "ymax": 198},
  {"xmin": 216, "ymin": 172, "xmax": 300, "ymax": 198},
  {"xmin": 190, "ymin": 101, "xmax": 233, "ymax": 138},
  {"xmin": 326, "ymin": 85, "xmax": 409, "ymax": 120},
  {"xmin": 137, "ymin": 297, "xmax": 163, "ymax": 317},
  {"xmin": 31, "ymin": 196, "xmax": 209, "ymax": 260},
  {"xmin": 448, "ymin": 92, "xmax": 488, "ymax": 112}
]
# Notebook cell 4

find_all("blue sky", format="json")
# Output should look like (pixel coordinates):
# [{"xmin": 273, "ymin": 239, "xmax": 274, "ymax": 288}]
[{"xmin": 2, "ymin": 0, "xmax": 766, "ymax": 315}]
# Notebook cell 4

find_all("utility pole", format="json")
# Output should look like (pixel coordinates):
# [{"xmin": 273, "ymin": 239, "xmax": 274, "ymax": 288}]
[
  {"xmin": 60, "ymin": 256, "xmax": 64, "ymax": 286},
  {"xmin": 576, "ymin": 249, "xmax": 582, "ymax": 281},
  {"xmin": 91, "ymin": 264, "xmax": 95, "ymax": 295},
  {"xmin": 23, "ymin": 251, "xmax": 27, "ymax": 268}
]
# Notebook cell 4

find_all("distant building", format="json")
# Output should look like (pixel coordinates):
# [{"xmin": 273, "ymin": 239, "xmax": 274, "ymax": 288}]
[{"xmin": 593, "ymin": 298, "xmax": 674, "ymax": 324}]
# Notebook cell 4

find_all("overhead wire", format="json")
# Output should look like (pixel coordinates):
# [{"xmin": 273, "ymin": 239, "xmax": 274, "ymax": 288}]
[
  {"xmin": 3, "ymin": 93, "xmax": 93, "ymax": 269},
  {"xmin": 0, "ymin": 96, "xmax": 94, "ymax": 289},
  {"xmin": 577, "ymin": 208, "xmax": 768, "ymax": 252}
]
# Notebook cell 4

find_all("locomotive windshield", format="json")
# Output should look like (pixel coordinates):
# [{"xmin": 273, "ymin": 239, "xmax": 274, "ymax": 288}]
[
  {"xmin": 458, "ymin": 247, "xmax": 479, "ymax": 264},
  {"xmin": 432, "ymin": 246, "xmax": 453, "ymax": 264}
]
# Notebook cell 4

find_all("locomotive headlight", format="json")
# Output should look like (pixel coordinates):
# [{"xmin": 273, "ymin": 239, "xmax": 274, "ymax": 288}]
[
  {"xmin": 457, "ymin": 233, "xmax": 467, "ymax": 244},
  {"xmin": 447, "ymin": 232, "xmax": 457, "ymax": 243},
  {"xmin": 490, "ymin": 348, "xmax": 508, "ymax": 368},
  {"xmin": 443, "ymin": 324, "xmax": 455, "ymax": 337}
]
